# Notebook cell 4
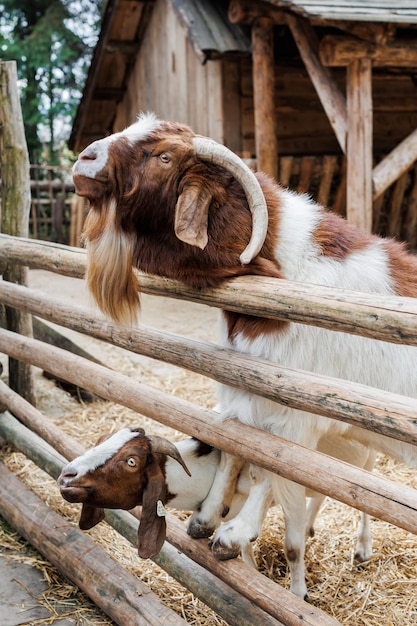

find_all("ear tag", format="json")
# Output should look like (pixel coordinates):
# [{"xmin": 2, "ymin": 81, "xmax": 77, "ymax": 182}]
[{"xmin": 156, "ymin": 500, "xmax": 166, "ymax": 517}]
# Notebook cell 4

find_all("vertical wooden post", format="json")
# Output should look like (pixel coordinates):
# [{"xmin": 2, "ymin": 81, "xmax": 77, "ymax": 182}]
[
  {"xmin": 346, "ymin": 58, "xmax": 373, "ymax": 232},
  {"xmin": 0, "ymin": 60, "xmax": 36, "ymax": 404},
  {"xmin": 252, "ymin": 17, "xmax": 278, "ymax": 180}
]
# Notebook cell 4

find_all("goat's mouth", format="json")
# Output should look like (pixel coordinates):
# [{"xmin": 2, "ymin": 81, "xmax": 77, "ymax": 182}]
[
  {"xmin": 59, "ymin": 485, "xmax": 92, "ymax": 504},
  {"xmin": 73, "ymin": 173, "xmax": 107, "ymax": 199}
]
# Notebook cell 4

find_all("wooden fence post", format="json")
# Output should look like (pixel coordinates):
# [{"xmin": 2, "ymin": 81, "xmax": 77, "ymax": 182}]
[{"xmin": 0, "ymin": 60, "xmax": 35, "ymax": 404}]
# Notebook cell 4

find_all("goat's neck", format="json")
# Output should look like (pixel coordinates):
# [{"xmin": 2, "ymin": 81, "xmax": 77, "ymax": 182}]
[{"xmin": 164, "ymin": 440, "xmax": 220, "ymax": 511}]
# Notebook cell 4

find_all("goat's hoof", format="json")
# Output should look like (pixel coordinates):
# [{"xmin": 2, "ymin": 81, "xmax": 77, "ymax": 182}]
[
  {"xmin": 210, "ymin": 540, "xmax": 241, "ymax": 561},
  {"xmin": 187, "ymin": 520, "xmax": 215, "ymax": 539}
]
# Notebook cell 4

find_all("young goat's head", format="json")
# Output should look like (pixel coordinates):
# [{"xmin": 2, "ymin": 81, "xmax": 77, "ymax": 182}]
[
  {"xmin": 57, "ymin": 427, "xmax": 190, "ymax": 558},
  {"xmin": 73, "ymin": 112, "xmax": 270, "ymax": 325}
]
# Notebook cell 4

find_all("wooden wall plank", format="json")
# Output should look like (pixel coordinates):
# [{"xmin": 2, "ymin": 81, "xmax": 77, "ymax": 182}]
[
  {"xmin": 222, "ymin": 60, "xmax": 242, "ymax": 153},
  {"xmin": 252, "ymin": 17, "xmax": 278, "ymax": 178},
  {"xmin": 346, "ymin": 58, "xmax": 373, "ymax": 231},
  {"xmin": 387, "ymin": 170, "xmax": 409, "ymax": 238}
]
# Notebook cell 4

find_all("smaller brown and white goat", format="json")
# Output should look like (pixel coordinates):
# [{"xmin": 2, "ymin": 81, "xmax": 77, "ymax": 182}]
[{"xmin": 58, "ymin": 427, "xmax": 375, "ymax": 566}]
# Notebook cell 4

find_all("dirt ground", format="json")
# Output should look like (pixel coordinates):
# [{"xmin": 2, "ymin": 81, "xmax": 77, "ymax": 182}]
[{"xmin": 1, "ymin": 269, "xmax": 417, "ymax": 625}]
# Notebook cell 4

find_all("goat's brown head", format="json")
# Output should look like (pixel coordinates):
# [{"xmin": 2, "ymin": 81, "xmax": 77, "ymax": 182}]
[
  {"xmin": 72, "ymin": 112, "xmax": 270, "ymax": 325},
  {"xmin": 57, "ymin": 427, "xmax": 190, "ymax": 559}
]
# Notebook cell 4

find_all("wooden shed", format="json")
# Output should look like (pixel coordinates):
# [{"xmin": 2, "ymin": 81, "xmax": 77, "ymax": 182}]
[{"xmin": 69, "ymin": 0, "xmax": 417, "ymax": 247}]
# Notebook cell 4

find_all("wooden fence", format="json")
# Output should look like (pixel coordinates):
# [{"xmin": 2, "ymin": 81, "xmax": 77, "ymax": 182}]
[
  {"xmin": 28, "ymin": 164, "xmax": 87, "ymax": 247},
  {"xmin": 0, "ymin": 233, "xmax": 417, "ymax": 625}
]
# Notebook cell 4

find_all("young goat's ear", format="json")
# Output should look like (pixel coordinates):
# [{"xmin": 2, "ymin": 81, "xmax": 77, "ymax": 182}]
[
  {"xmin": 174, "ymin": 182, "xmax": 212, "ymax": 250},
  {"xmin": 78, "ymin": 503, "xmax": 105, "ymax": 530},
  {"xmin": 137, "ymin": 457, "xmax": 167, "ymax": 558}
]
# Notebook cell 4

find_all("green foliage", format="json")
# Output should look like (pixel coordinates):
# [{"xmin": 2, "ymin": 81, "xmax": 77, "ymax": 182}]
[{"xmin": 0, "ymin": 0, "xmax": 102, "ymax": 165}]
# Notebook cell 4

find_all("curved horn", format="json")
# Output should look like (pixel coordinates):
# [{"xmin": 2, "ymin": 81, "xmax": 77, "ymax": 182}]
[
  {"xmin": 192, "ymin": 136, "xmax": 269, "ymax": 265},
  {"xmin": 148, "ymin": 435, "xmax": 191, "ymax": 477}
]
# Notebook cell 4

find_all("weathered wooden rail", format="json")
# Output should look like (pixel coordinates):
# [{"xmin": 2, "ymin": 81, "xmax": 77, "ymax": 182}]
[{"xmin": 1, "ymin": 234, "xmax": 417, "ymax": 626}]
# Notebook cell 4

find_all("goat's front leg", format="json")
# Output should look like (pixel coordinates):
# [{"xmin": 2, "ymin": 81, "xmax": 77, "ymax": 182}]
[
  {"xmin": 187, "ymin": 451, "xmax": 245, "ymax": 539},
  {"xmin": 268, "ymin": 473, "xmax": 309, "ymax": 600},
  {"xmin": 210, "ymin": 464, "xmax": 272, "ymax": 565}
]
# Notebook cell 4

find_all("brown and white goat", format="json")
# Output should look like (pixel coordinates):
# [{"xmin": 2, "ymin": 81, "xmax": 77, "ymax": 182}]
[
  {"xmin": 58, "ymin": 428, "xmax": 375, "ymax": 566},
  {"xmin": 73, "ymin": 112, "xmax": 417, "ymax": 599}
]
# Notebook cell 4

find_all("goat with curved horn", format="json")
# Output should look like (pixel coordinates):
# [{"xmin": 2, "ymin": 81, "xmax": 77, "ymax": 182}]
[{"xmin": 148, "ymin": 434, "xmax": 191, "ymax": 477}]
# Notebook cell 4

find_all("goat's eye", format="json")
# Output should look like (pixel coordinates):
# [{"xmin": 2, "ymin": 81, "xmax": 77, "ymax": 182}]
[
  {"xmin": 159, "ymin": 152, "xmax": 170, "ymax": 163},
  {"xmin": 126, "ymin": 457, "xmax": 136, "ymax": 467}
]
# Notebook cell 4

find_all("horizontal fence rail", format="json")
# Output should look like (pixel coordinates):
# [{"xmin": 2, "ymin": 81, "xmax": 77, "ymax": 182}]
[{"xmin": 2, "ymin": 234, "xmax": 417, "ymax": 346}]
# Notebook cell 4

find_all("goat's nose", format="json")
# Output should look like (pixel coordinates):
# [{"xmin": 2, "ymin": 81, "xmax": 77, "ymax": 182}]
[
  {"xmin": 79, "ymin": 145, "xmax": 97, "ymax": 161},
  {"xmin": 57, "ymin": 465, "xmax": 78, "ymax": 485}
]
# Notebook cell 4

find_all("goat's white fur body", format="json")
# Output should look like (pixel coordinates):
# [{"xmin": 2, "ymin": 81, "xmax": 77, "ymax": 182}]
[
  {"xmin": 189, "ymin": 189, "xmax": 417, "ymax": 598},
  {"xmin": 167, "ymin": 438, "xmax": 375, "ymax": 569}
]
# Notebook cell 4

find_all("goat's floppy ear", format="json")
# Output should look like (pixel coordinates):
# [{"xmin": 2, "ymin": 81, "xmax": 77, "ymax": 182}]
[
  {"xmin": 137, "ymin": 458, "xmax": 167, "ymax": 558},
  {"xmin": 175, "ymin": 183, "xmax": 212, "ymax": 250},
  {"xmin": 78, "ymin": 503, "xmax": 105, "ymax": 530}
]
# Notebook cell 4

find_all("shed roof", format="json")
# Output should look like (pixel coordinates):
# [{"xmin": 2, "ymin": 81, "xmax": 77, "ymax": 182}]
[
  {"xmin": 267, "ymin": 0, "xmax": 417, "ymax": 24},
  {"xmin": 69, "ymin": 0, "xmax": 250, "ymax": 151},
  {"xmin": 171, "ymin": 0, "xmax": 251, "ymax": 63}
]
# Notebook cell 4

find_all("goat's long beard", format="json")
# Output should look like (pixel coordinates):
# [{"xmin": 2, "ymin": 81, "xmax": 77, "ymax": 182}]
[{"xmin": 83, "ymin": 199, "xmax": 140, "ymax": 325}]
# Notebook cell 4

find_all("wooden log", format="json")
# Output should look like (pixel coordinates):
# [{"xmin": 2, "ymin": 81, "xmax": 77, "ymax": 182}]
[
  {"xmin": 0, "ymin": 463, "xmax": 186, "ymax": 626},
  {"xmin": 0, "ymin": 60, "xmax": 35, "ymax": 404},
  {"xmin": 3, "ymin": 235, "xmax": 417, "ymax": 347},
  {"xmin": 0, "ymin": 410, "xmax": 304, "ymax": 626},
  {"xmin": 373, "ymin": 128, "xmax": 417, "ymax": 200},
  {"xmin": 320, "ymin": 35, "xmax": 417, "ymax": 67},
  {"xmin": 3, "ymin": 282, "xmax": 417, "ymax": 447},
  {"xmin": 287, "ymin": 15, "xmax": 347, "ymax": 153},
  {"xmin": 0, "ymin": 329, "xmax": 416, "ymax": 534},
  {"xmin": 346, "ymin": 57, "xmax": 373, "ymax": 232},
  {"xmin": 252, "ymin": 17, "xmax": 278, "ymax": 179}
]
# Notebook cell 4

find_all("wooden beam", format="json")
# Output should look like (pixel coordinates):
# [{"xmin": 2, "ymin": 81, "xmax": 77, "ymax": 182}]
[
  {"xmin": 373, "ymin": 128, "xmax": 417, "ymax": 199},
  {"xmin": 228, "ymin": 0, "xmax": 287, "ymax": 25},
  {"xmin": 320, "ymin": 35, "xmax": 417, "ymax": 67},
  {"xmin": 346, "ymin": 58, "xmax": 373, "ymax": 232},
  {"xmin": 286, "ymin": 15, "xmax": 347, "ymax": 153},
  {"xmin": 252, "ymin": 17, "xmax": 278, "ymax": 179}
]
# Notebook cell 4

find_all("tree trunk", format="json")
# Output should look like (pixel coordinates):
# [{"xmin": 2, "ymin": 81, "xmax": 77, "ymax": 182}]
[{"xmin": 0, "ymin": 60, "xmax": 35, "ymax": 405}]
